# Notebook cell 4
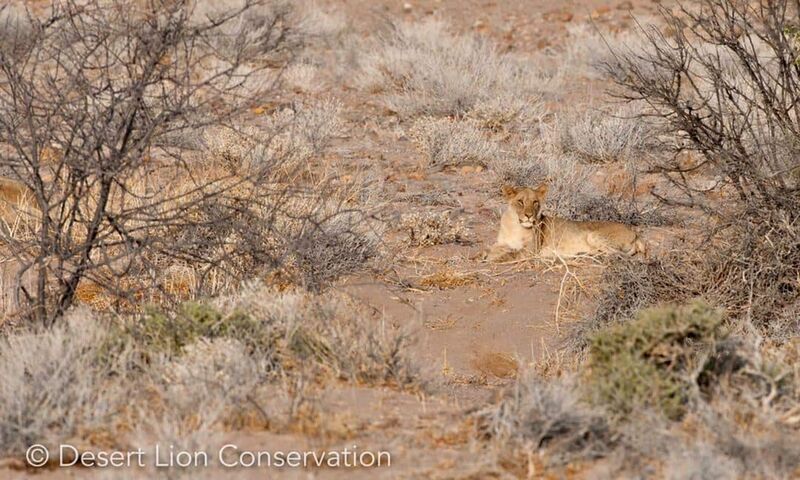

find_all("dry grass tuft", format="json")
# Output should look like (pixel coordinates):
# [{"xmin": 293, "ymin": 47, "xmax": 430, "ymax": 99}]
[
  {"xmin": 546, "ymin": 104, "xmax": 652, "ymax": 164},
  {"xmin": 409, "ymin": 117, "xmax": 500, "ymax": 169},
  {"xmin": 419, "ymin": 268, "xmax": 476, "ymax": 290},
  {"xmin": 0, "ymin": 311, "xmax": 129, "ymax": 456},
  {"xmin": 474, "ymin": 375, "xmax": 615, "ymax": 466},
  {"xmin": 399, "ymin": 211, "xmax": 469, "ymax": 247}
]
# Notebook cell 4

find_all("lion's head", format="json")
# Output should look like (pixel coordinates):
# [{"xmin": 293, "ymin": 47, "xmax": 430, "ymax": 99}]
[{"xmin": 501, "ymin": 184, "xmax": 548, "ymax": 229}]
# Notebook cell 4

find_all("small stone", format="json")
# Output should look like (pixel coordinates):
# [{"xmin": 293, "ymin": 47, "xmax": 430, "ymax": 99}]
[
  {"xmin": 473, "ymin": 19, "xmax": 485, "ymax": 29},
  {"xmin": 402, "ymin": 2, "xmax": 412, "ymax": 12},
  {"xmin": 617, "ymin": 1, "xmax": 633, "ymax": 10}
]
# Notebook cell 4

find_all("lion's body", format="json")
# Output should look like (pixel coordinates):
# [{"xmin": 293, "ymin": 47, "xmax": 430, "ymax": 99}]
[
  {"xmin": 487, "ymin": 185, "xmax": 645, "ymax": 261},
  {"xmin": 0, "ymin": 178, "xmax": 37, "ymax": 228}
]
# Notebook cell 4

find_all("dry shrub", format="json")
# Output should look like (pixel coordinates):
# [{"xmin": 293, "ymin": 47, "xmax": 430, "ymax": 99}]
[
  {"xmin": 213, "ymin": 285, "xmax": 421, "ymax": 387},
  {"xmin": 475, "ymin": 375, "xmax": 615, "ymax": 466},
  {"xmin": 195, "ymin": 0, "xmax": 350, "ymax": 66},
  {"xmin": 663, "ymin": 437, "xmax": 744, "ymax": 480},
  {"xmin": 409, "ymin": 117, "xmax": 500, "ymax": 169},
  {"xmin": 582, "ymin": 214, "xmax": 799, "ymax": 349},
  {"xmin": 140, "ymin": 337, "xmax": 273, "ymax": 434},
  {"xmin": 284, "ymin": 62, "xmax": 325, "ymax": 94},
  {"xmin": 576, "ymin": 300, "xmax": 799, "ymax": 476},
  {"xmin": 572, "ymin": 252, "xmax": 695, "ymax": 349},
  {"xmin": 112, "ymin": 286, "xmax": 420, "ymax": 388},
  {"xmin": 0, "ymin": 311, "xmax": 129, "ymax": 456},
  {"xmin": 174, "ymin": 99, "xmax": 381, "ymax": 293},
  {"xmin": 560, "ymin": 23, "xmax": 653, "ymax": 81},
  {"xmin": 659, "ymin": 378, "xmax": 800, "ymax": 480},
  {"xmin": 0, "ymin": 0, "xmax": 364, "ymax": 323},
  {"xmin": 662, "ymin": 425, "xmax": 799, "ymax": 480},
  {"xmin": 399, "ymin": 210, "xmax": 468, "ymax": 247},
  {"xmin": 584, "ymin": 0, "xmax": 800, "ymax": 346},
  {"xmin": 0, "ymin": 5, "xmax": 32, "ymax": 57},
  {"xmin": 204, "ymin": 99, "xmax": 344, "ymax": 180},
  {"xmin": 546, "ymin": 104, "xmax": 652, "ymax": 164},
  {"xmin": 0, "ymin": 0, "xmax": 326, "ymax": 324},
  {"xmin": 356, "ymin": 18, "xmax": 545, "ymax": 123},
  {"xmin": 702, "ymin": 216, "xmax": 800, "ymax": 341},
  {"xmin": 0, "ymin": 285, "xmax": 423, "ymax": 459},
  {"xmin": 489, "ymin": 150, "xmax": 548, "ymax": 191},
  {"xmin": 606, "ymin": 0, "xmax": 800, "ymax": 217},
  {"xmin": 290, "ymin": 214, "xmax": 382, "ymax": 292}
]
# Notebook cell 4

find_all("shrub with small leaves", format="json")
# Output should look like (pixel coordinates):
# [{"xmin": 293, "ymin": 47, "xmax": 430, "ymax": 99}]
[{"xmin": 587, "ymin": 300, "xmax": 725, "ymax": 420}]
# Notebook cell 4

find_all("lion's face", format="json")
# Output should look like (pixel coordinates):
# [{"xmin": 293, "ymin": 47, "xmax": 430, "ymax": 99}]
[{"xmin": 501, "ymin": 184, "xmax": 548, "ymax": 229}]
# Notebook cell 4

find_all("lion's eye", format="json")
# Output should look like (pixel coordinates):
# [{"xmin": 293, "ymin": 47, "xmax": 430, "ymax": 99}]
[{"xmin": 517, "ymin": 199, "xmax": 524, "ymax": 206}]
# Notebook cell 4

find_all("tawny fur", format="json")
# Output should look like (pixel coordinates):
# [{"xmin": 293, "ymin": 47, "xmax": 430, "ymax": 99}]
[
  {"xmin": 486, "ymin": 184, "xmax": 645, "ymax": 261},
  {"xmin": 0, "ymin": 177, "xmax": 37, "ymax": 229}
]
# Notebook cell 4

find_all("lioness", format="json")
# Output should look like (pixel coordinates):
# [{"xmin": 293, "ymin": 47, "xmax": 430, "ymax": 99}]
[
  {"xmin": 0, "ymin": 177, "xmax": 37, "ymax": 229},
  {"xmin": 486, "ymin": 184, "xmax": 645, "ymax": 261}
]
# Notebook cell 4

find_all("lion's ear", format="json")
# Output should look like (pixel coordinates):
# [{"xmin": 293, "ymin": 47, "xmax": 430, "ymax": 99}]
[
  {"xmin": 501, "ymin": 185, "xmax": 518, "ymax": 199},
  {"xmin": 535, "ymin": 183, "xmax": 549, "ymax": 197}
]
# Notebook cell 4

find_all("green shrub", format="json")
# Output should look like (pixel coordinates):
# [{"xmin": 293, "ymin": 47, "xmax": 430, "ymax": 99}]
[
  {"xmin": 587, "ymin": 300, "xmax": 725, "ymax": 420},
  {"xmin": 103, "ymin": 302, "xmax": 280, "ymax": 367},
  {"xmin": 125, "ymin": 302, "xmax": 224, "ymax": 356}
]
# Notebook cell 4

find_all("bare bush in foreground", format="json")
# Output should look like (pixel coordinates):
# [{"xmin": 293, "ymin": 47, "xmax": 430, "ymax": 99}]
[
  {"xmin": 0, "ymin": 312, "xmax": 127, "ymax": 456},
  {"xmin": 606, "ymin": 0, "xmax": 800, "ymax": 217},
  {"xmin": 475, "ymin": 375, "xmax": 614, "ymax": 466},
  {"xmin": 594, "ymin": 0, "xmax": 800, "ymax": 342},
  {"xmin": 0, "ymin": 0, "xmax": 290, "ymax": 324},
  {"xmin": 0, "ymin": 1, "xmax": 377, "ymax": 324}
]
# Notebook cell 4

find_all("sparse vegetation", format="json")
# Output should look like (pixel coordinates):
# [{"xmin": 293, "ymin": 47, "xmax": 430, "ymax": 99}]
[
  {"xmin": 475, "ymin": 375, "xmax": 615, "ymax": 466},
  {"xmin": 0, "ymin": 0, "xmax": 797, "ymax": 478},
  {"xmin": 356, "ymin": 18, "xmax": 544, "ymax": 121},
  {"xmin": 0, "ymin": 312, "xmax": 128, "ymax": 456},
  {"xmin": 547, "ymin": 105, "xmax": 651, "ymax": 164},
  {"xmin": 409, "ymin": 117, "xmax": 500, "ymax": 169},
  {"xmin": 399, "ymin": 211, "xmax": 468, "ymax": 247},
  {"xmin": 0, "ymin": 286, "xmax": 421, "ymax": 459}
]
